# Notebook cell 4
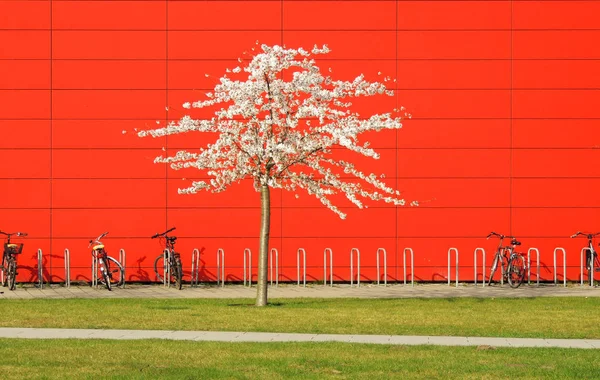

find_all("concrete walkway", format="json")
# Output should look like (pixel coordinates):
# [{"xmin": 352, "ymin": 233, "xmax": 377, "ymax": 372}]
[
  {"xmin": 1, "ymin": 283, "xmax": 599, "ymax": 299},
  {"xmin": 0, "ymin": 327, "xmax": 598, "ymax": 349}
]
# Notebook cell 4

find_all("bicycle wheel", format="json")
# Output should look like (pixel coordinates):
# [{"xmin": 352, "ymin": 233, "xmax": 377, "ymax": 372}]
[
  {"xmin": 1, "ymin": 255, "xmax": 7, "ymax": 287},
  {"xmin": 101, "ymin": 265, "xmax": 112, "ymax": 291},
  {"xmin": 105, "ymin": 256, "xmax": 124, "ymax": 287},
  {"xmin": 488, "ymin": 254, "xmax": 500, "ymax": 286},
  {"xmin": 172, "ymin": 254, "xmax": 183, "ymax": 290},
  {"xmin": 7, "ymin": 259, "xmax": 17, "ymax": 291},
  {"xmin": 507, "ymin": 255, "xmax": 525, "ymax": 288}
]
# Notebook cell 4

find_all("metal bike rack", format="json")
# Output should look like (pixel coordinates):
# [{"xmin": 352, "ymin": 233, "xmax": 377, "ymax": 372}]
[
  {"xmin": 553, "ymin": 247, "xmax": 567, "ymax": 287},
  {"xmin": 447, "ymin": 248, "xmax": 459, "ymax": 287},
  {"xmin": 350, "ymin": 248, "xmax": 360, "ymax": 287},
  {"xmin": 191, "ymin": 248, "xmax": 200, "ymax": 287},
  {"xmin": 216, "ymin": 248, "xmax": 225, "ymax": 287},
  {"xmin": 527, "ymin": 248, "xmax": 540, "ymax": 286},
  {"xmin": 580, "ymin": 247, "xmax": 594, "ymax": 287},
  {"xmin": 323, "ymin": 248, "xmax": 333, "ymax": 287},
  {"xmin": 119, "ymin": 249, "xmax": 126, "ymax": 288},
  {"xmin": 473, "ymin": 248, "xmax": 486, "ymax": 287},
  {"xmin": 297, "ymin": 248, "xmax": 306, "ymax": 287},
  {"xmin": 403, "ymin": 248, "xmax": 414, "ymax": 287},
  {"xmin": 37, "ymin": 248, "xmax": 43, "ymax": 289},
  {"xmin": 91, "ymin": 251, "xmax": 98, "ymax": 288},
  {"xmin": 269, "ymin": 248, "xmax": 279, "ymax": 287},
  {"xmin": 376, "ymin": 248, "xmax": 387, "ymax": 286},
  {"xmin": 64, "ymin": 249, "xmax": 71, "ymax": 288},
  {"xmin": 243, "ymin": 248, "xmax": 252, "ymax": 287},
  {"xmin": 163, "ymin": 248, "xmax": 170, "ymax": 287}
]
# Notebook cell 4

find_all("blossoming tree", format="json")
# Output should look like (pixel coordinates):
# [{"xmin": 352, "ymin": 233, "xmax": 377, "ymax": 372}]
[{"xmin": 139, "ymin": 44, "xmax": 408, "ymax": 306}]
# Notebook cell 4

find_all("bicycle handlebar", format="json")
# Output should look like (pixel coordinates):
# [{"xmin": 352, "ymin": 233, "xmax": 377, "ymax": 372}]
[
  {"xmin": 486, "ymin": 232, "xmax": 516, "ymax": 240},
  {"xmin": 88, "ymin": 232, "xmax": 109, "ymax": 248},
  {"xmin": 151, "ymin": 227, "xmax": 176, "ymax": 239},
  {"xmin": 571, "ymin": 231, "xmax": 600, "ymax": 239},
  {"xmin": 0, "ymin": 231, "xmax": 28, "ymax": 237}
]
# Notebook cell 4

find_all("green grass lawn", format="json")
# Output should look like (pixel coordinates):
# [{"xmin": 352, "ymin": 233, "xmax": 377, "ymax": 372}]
[
  {"xmin": 0, "ymin": 339, "xmax": 598, "ymax": 379},
  {"xmin": 1, "ymin": 297, "xmax": 599, "ymax": 339}
]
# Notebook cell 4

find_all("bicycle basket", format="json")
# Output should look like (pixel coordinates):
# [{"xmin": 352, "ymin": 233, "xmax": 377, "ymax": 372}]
[{"xmin": 4, "ymin": 243, "xmax": 23, "ymax": 254}]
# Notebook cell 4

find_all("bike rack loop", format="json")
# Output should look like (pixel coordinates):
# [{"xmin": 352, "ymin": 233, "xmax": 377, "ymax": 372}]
[
  {"xmin": 119, "ymin": 249, "xmax": 126, "ymax": 288},
  {"xmin": 580, "ymin": 247, "xmax": 594, "ymax": 287},
  {"xmin": 91, "ymin": 251, "xmax": 98, "ymax": 288},
  {"xmin": 473, "ymin": 248, "xmax": 485, "ymax": 288},
  {"xmin": 297, "ymin": 248, "xmax": 306, "ymax": 287},
  {"xmin": 527, "ymin": 248, "xmax": 540, "ymax": 286},
  {"xmin": 269, "ymin": 248, "xmax": 279, "ymax": 287},
  {"xmin": 376, "ymin": 248, "xmax": 387, "ymax": 286},
  {"xmin": 216, "ymin": 248, "xmax": 225, "ymax": 287},
  {"xmin": 243, "ymin": 248, "xmax": 252, "ymax": 287},
  {"xmin": 191, "ymin": 248, "xmax": 200, "ymax": 287},
  {"xmin": 403, "ymin": 248, "xmax": 414, "ymax": 287},
  {"xmin": 350, "ymin": 248, "xmax": 360, "ymax": 288},
  {"xmin": 323, "ymin": 248, "xmax": 333, "ymax": 287},
  {"xmin": 163, "ymin": 248, "xmax": 170, "ymax": 287},
  {"xmin": 447, "ymin": 248, "xmax": 459, "ymax": 287},
  {"xmin": 63, "ymin": 248, "xmax": 71, "ymax": 288},
  {"xmin": 553, "ymin": 247, "xmax": 567, "ymax": 287},
  {"xmin": 37, "ymin": 248, "xmax": 43, "ymax": 289}
]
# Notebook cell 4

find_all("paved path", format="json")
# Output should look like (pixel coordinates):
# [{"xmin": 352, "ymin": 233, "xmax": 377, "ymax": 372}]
[
  {"xmin": 0, "ymin": 327, "xmax": 598, "ymax": 349},
  {"xmin": 1, "ymin": 283, "xmax": 598, "ymax": 299}
]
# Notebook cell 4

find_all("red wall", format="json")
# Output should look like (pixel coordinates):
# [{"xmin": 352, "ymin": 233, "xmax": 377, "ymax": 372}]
[{"xmin": 2, "ymin": 0, "xmax": 600, "ymax": 284}]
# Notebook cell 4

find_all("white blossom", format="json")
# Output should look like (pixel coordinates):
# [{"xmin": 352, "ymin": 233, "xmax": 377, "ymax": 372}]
[{"xmin": 139, "ymin": 44, "xmax": 410, "ymax": 218}]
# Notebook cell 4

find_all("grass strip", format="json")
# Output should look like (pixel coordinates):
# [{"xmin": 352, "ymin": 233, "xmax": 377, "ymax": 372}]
[
  {"xmin": 0, "ymin": 339, "xmax": 598, "ymax": 379},
  {"xmin": 1, "ymin": 297, "xmax": 599, "ymax": 339}
]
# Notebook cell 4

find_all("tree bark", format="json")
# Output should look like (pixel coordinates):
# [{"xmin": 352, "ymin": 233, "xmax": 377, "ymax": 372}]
[{"xmin": 256, "ymin": 184, "xmax": 270, "ymax": 306}]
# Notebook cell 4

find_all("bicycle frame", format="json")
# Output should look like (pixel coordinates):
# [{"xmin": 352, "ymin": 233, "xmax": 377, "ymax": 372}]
[
  {"xmin": 151, "ymin": 227, "xmax": 182, "ymax": 289},
  {"xmin": 1, "ymin": 230, "xmax": 27, "ymax": 290},
  {"xmin": 571, "ymin": 231, "xmax": 600, "ymax": 285},
  {"xmin": 487, "ymin": 232, "xmax": 526, "ymax": 287}
]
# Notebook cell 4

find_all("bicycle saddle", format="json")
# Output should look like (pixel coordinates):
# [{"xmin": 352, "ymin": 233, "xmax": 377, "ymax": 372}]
[{"xmin": 511, "ymin": 239, "xmax": 521, "ymax": 246}]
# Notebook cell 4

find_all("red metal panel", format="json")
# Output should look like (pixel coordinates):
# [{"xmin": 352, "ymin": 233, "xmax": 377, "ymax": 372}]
[
  {"xmin": 167, "ymin": 208, "xmax": 282, "ymax": 238},
  {"xmin": 398, "ymin": 90, "xmax": 510, "ymax": 119},
  {"xmin": 52, "ymin": 208, "xmax": 166, "ymax": 238},
  {"xmin": 168, "ymin": 31, "xmax": 280, "ymax": 59},
  {"xmin": 52, "ymin": 149, "xmax": 165, "ymax": 179},
  {"xmin": 397, "ymin": 149, "xmax": 510, "ymax": 178},
  {"xmin": 52, "ymin": 90, "xmax": 166, "ymax": 119},
  {"xmin": 0, "ymin": 1, "xmax": 50, "ymax": 29},
  {"xmin": 52, "ymin": 120, "xmax": 165, "ymax": 149},
  {"xmin": 52, "ymin": 1, "xmax": 166, "ymax": 30},
  {"xmin": 0, "ymin": 61, "xmax": 50, "ymax": 89},
  {"xmin": 0, "ymin": 179, "xmax": 50, "ymax": 208},
  {"xmin": 513, "ymin": 119, "xmax": 600, "ymax": 149},
  {"xmin": 53, "ymin": 61, "xmax": 166, "ymax": 89},
  {"xmin": 169, "ymin": 1, "xmax": 281, "ymax": 30},
  {"xmin": 512, "ymin": 208, "xmax": 599, "ymax": 238},
  {"xmin": 0, "ymin": 150, "xmax": 50, "ymax": 178},
  {"xmin": 514, "ymin": 31, "xmax": 600, "ymax": 59},
  {"xmin": 397, "ymin": 31, "xmax": 510, "ymax": 59},
  {"xmin": 398, "ymin": 60, "xmax": 510, "ymax": 89},
  {"xmin": 284, "ymin": 1, "xmax": 395, "ymax": 30},
  {"xmin": 285, "ymin": 31, "xmax": 396, "ymax": 59},
  {"xmin": 514, "ymin": 60, "xmax": 600, "ymax": 89},
  {"xmin": 52, "ymin": 179, "xmax": 167, "ymax": 209},
  {"xmin": 52, "ymin": 31, "xmax": 166, "ymax": 59},
  {"xmin": 514, "ymin": 90, "xmax": 600, "ymax": 119},
  {"xmin": 168, "ymin": 60, "xmax": 236, "ymax": 90},
  {"xmin": 0, "ymin": 209, "xmax": 51, "ymax": 238},
  {"xmin": 1, "ymin": 31, "xmax": 49, "ymax": 58},
  {"xmin": 0, "ymin": 90, "xmax": 50, "ymax": 119},
  {"xmin": 513, "ymin": 179, "xmax": 600, "ymax": 208},
  {"xmin": 398, "ymin": 1, "xmax": 510, "ymax": 30},
  {"xmin": 0, "ymin": 120, "xmax": 50, "ymax": 148},
  {"xmin": 398, "ymin": 119, "xmax": 511, "ymax": 149},
  {"xmin": 514, "ymin": 1, "xmax": 600, "ymax": 30},
  {"xmin": 513, "ymin": 149, "xmax": 600, "ymax": 178}
]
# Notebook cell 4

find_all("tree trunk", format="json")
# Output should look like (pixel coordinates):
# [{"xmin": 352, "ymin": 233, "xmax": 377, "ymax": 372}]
[{"xmin": 256, "ymin": 184, "xmax": 270, "ymax": 306}]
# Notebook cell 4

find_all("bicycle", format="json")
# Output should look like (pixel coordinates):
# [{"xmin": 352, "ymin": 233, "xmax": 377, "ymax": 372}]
[
  {"xmin": 1, "ymin": 230, "xmax": 27, "ymax": 291},
  {"xmin": 152, "ymin": 227, "xmax": 182, "ymax": 290},
  {"xmin": 487, "ymin": 232, "xmax": 526, "ymax": 288},
  {"xmin": 89, "ymin": 232, "xmax": 124, "ymax": 291},
  {"xmin": 570, "ymin": 231, "xmax": 600, "ymax": 274}
]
